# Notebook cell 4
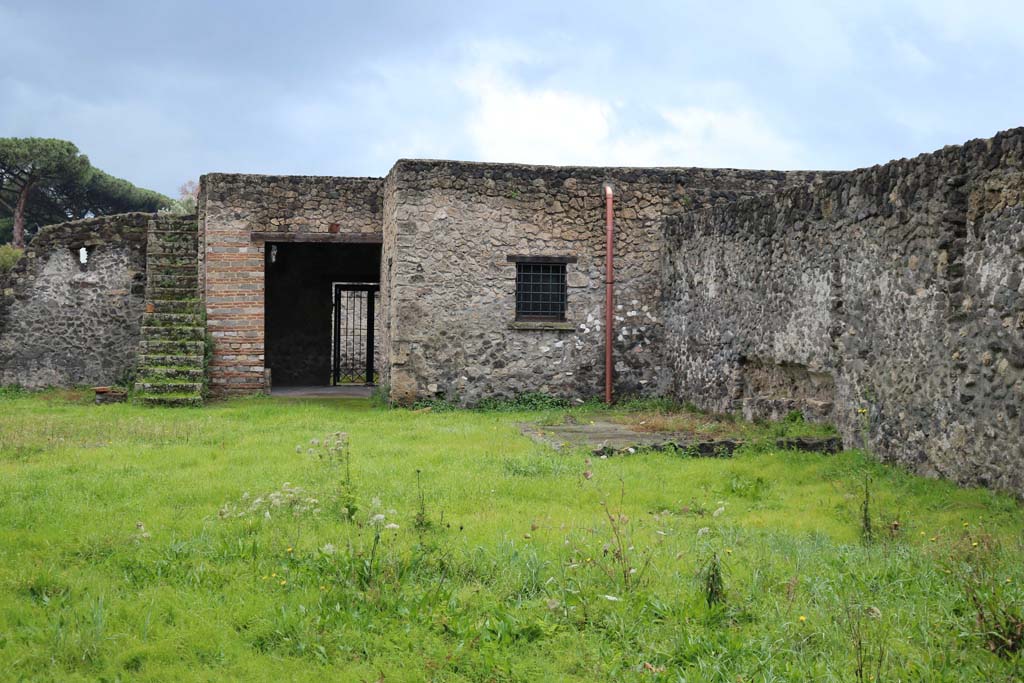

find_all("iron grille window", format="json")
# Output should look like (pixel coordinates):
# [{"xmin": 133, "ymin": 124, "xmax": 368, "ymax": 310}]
[{"xmin": 515, "ymin": 262, "xmax": 567, "ymax": 321}]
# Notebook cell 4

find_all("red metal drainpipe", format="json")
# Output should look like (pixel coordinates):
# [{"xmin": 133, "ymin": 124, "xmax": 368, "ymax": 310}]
[{"xmin": 604, "ymin": 184, "xmax": 614, "ymax": 405}]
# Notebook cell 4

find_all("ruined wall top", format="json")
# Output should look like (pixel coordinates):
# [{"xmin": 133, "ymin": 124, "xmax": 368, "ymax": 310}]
[{"xmin": 199, "ymin": 173, "xmax": 384, "ymax": 235}]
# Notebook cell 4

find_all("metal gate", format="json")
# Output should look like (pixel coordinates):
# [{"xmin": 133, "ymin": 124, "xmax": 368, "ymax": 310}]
[{"xmin": 332, "ymin": 283, "xmax": 379, "ymax": 385}]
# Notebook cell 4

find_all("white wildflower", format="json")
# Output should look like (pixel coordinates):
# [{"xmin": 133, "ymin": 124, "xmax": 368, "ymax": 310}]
[
  {"xmin": 321, "ymin": 543, "xmax": 336, "ymax": 555},
  {"xmin": 384, "ymin": 523, "xmax": 399, "ymax": 530},
  {"xmin": 697, "ymin": 527, "xmax": 710, "ymax": 537},
  {"xmin": 713, "ymin": 506, "xmax": 725, "ymax": 517}
]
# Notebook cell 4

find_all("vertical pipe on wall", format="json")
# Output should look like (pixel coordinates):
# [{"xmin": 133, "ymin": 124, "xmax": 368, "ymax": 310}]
[{"xmin": 604, "ymin": 184, "xmax": 615, "ymax": 405}]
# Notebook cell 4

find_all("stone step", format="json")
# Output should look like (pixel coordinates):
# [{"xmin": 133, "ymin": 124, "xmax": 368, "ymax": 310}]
[
  {"xmin": 149, "ymin": 228, "xmax": 198, "ymax": 238},
  {"xmin": 137, "ymin": 366, "xmax": 204, "ymax": 381},
  {"xmin": 133, "ymin": 380, "xmax": 204, "ymax": 395},
  {"xmin": 141, "ymin": 325, "xmax": 205, "ymax": 341},
  {"xmin": 149, "ymin": 300, "xmax": 200, "ymax": 314},
  {"xmin": 140, "ymin": 353, "xmax": 204, "ymax": 367},
  {"xmin": 148, "ymin": 286, "xmax": 197, "ymax": 301},
  {"xmin": 147, "ymin": 243, "xmax": 198, "ymax": 258},
  {"xmin": 140, "ymin": 339, "xmax": 205, "ymax": 355},
  {"xmin": 143, "ymin": 312, "xmax": 203, "ymax": 327},
  {"xmin": 149, "ymin": 274, "xmax": 199, "ymax": 289},
  {"xmin": 134, "ymin": 394, "xmax": 204, "ymax": 408},
  {"xmin": 146, "ymin": 257, "xmax": 197, "ymax": 272}
]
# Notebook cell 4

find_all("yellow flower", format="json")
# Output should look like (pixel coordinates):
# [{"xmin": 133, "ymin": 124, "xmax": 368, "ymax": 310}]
[
  {"xmin": 262, "ymin": 575, "xmax": 268, "ymax": 580},
  {"xmin": 963, "ymin": 522, "xmax": 969, "ymax": 528},
  {"xmin": 930, "ymin": 537, "xmax": 937, "ymax": 542},
  {"xmin": 972, "ymin": 542, "xmax": 979, "ymax": 547},
  {"xmin": 287, "ymin": 547, "xmax": 294, "ymax": 553},
  {"xmin": 320, "ymin": 585, "xmax": 327, "ymax": 591},
  {"xmin": 798, "ymin": 615, "xmax": 806, "ymax": 623},
  {"xmin": 280, "ymin": 580, "xmax": 287, "ymax": 586},
  {"xmin": 725, "ymin": 548, "xmax": 733, "ymax": 555},
  {"xmin": 271, "ymin": 572, "xmax": 277, "ymax": 577},
  {"xmin": 1006, "ymin": 578, "xmax": 1012, "ymax": 584}
]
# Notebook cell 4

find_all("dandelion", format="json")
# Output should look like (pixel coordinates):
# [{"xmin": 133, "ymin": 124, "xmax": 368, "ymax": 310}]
[
  {"xmin": 271, "ymin": 572, "xmax": 277, "ymax": 577},
  {"xmin": 725, "ymin": 548, "xmax": 733, "ymax": 555},
  {"xmin": 799, "ymin": 615, "xmax": 807, "ymax": 623},
  {"xmin": 287, "ymin": 546, "xmax": 293, "ymax": 553},
  {"xmin": 280, "ymin": 579, "xmax": 287, "ymax": 586},
  {"xmin": 384, "ymin": 523, "xmax": 400, "ymax": 530},
  {"xmin": 295, "ymin": 445, "xmax": 302, "ymax": 454},
  {"xmin": 963, "ymin": 522, "xmax": 969, "ymax": 528},
  {"xmin": 320, "ymin": 585, "xmax": 327, "ymax": 591},
  {"xmin": 370, "ymin": 513, "xmax": 386, "ymax": 526},
  {"xmin": 321, "ymin": 543, "xmax": 336, "ymax": 555},
  {"xmin": 546, "ymin": 598, "xmax": 561, "ymax": 610}
]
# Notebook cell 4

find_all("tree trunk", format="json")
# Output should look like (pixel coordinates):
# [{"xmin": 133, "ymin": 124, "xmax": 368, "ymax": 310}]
[{"xmin": 13, "ymin": 181, "xmax": 31, "ymax": 248}]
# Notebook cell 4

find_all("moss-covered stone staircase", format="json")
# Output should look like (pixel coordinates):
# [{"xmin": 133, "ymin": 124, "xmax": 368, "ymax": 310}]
[{"xmin": 132, "ymin": 216, "xmax": 205, "ymax": 407}]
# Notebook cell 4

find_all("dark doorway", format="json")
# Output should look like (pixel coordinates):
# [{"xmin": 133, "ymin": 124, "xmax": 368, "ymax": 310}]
[{"xmin": 265, "ymin": 242, "xmax": 381, "ymax": 387}]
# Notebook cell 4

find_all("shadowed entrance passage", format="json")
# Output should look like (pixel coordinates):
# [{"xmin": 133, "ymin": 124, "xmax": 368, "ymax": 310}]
[{"xmin": 265, "ymin": 242, "xmax": 380, "ymax": 388}]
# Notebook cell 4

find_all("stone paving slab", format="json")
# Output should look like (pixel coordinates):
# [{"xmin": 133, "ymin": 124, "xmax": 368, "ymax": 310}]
[{"xmin": 519, "ymin": 420, "xmax": 741, "ymax": 457}]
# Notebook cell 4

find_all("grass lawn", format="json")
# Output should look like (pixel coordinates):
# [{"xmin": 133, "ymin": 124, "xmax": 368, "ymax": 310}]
[{"xmin": 0, "ymin": 390, "xmax": 1022, "ymax": 682}]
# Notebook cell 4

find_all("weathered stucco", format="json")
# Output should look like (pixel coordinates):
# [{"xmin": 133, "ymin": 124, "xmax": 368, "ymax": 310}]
[
  {"xmin": 662, "ymin": 127, "xmax": 1024, "ymax": 493},
  {"xmin": 0, "ymin": 213, "xmax": 149, "ymax": 388}
]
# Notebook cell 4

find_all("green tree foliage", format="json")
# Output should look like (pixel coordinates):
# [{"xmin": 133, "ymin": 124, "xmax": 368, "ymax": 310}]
[{"xmin": 0, "ymin": 138, "xmax": 171, "ymax": 247}]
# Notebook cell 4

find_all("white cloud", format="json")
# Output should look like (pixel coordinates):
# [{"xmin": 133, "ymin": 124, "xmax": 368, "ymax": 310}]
[{"xmin": 458, "ymin": 63, "xmax": 806, "ymax": 169}]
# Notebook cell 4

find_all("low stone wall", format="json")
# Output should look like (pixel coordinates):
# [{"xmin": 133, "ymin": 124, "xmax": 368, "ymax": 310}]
[
  {"xmin": 382, "ymin": 160, "xmax": 822, "ymax": 405},
  {"xmin": 0, "ymin": 213, "xmax": 150, "ymax": 388},
  {"xmin": 199, "ymin": 174, "xmax": 384, "ymax": 395},
  {"xmin": 662, "ymin": 127, "xmax": 1024, "ymax": 494}
]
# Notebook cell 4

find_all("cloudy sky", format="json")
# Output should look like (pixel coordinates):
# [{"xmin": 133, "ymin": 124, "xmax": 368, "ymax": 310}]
[{"xmin": 2, "ymin": 0, "xmax": 1022, "ymax": 196}]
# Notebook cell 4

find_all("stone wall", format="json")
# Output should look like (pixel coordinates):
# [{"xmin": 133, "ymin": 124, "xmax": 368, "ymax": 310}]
[
  {"xmin": 199, "ymin": 173, "xmax": 383, "ymax": 395},
  {"xmin": 383, "ymin": 160, "xmax": 822, "ymax": 405},
  {"xmin": 662, "ymin": 127, "xmax": 1024, "ymax": 494},
  {"xmin": 0, "ymin": 213, "xmax": 149, "ymax": 388}
]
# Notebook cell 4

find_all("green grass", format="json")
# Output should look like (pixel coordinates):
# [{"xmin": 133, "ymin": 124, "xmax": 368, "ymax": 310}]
[{"xmin": 0, "ymin": 391, "xmax": 1022, "ymax": 681}]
